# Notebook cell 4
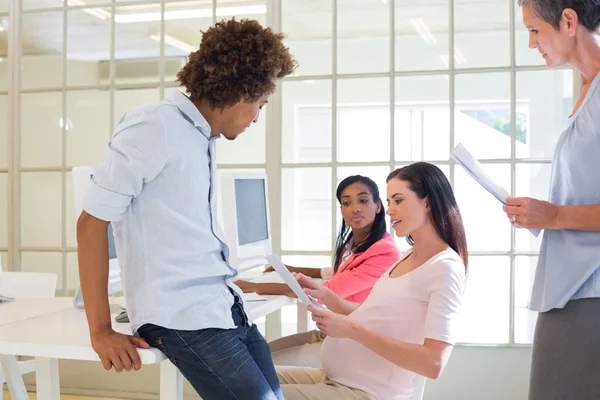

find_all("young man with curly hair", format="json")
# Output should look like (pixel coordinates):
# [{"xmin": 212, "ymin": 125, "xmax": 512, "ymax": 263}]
[{"xmin": 76, "ymin": 18, "xmax": 296, "ymax": 400}]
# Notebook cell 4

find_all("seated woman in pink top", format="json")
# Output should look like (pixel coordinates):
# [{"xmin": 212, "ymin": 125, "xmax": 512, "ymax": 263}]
[
  {"xmin": 235, "ymin": 175, "xmax": 399, "ymax": 367},
  {"xmin": 277, "ymin": 162, "xmax": 468, "ymax": 400}
]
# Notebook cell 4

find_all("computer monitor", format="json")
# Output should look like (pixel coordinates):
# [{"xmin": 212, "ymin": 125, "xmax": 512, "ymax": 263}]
[
  {"xmin": 71, "ymin": 166, "xmax": 122, "ymax": 310},
  {"xmin": 220, "ymin": 171, "xmax": 272, "ymax": 272}
]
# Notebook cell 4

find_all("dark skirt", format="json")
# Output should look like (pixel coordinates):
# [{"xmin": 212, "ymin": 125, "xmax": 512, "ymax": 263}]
[{"xmin": 529, "ymin": 298, "xmax": 600, "ymax": 400}]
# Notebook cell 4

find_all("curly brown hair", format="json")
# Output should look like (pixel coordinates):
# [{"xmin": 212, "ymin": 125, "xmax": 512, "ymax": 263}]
[{"xmin": 177, "ymin": 18, "xmax": 297, "ymax": 109}]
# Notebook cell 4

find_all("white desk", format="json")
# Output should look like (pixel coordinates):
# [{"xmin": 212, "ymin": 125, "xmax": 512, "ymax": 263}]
[
  {"xmin": 0, "ymin": 295, "xmax": 294, "ymax": 400},
  {"xmin": 0, "ymin": 298, "xmax": 75, "ymax": 400},
  {"xmin": 246, "ymin": 294, "xmax": 295, "ymax": 320},
  {"xmin": 0, "ymin": 298, "xmax": 73, "ymax": 326}
]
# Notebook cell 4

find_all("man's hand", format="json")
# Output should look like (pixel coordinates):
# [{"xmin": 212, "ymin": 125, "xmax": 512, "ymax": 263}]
[{"xmin": 91, "ymin": 329, "xmax": 150, "ymax": 372}]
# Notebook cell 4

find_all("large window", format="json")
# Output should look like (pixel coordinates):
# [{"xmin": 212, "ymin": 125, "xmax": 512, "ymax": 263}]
[
  {"xmin": 278, "ymin": 0, "xmax": 573, "ymax": 346},
  {"xmin": 0, "ymin": 0, "xmax": 574, "ymax": 346}
]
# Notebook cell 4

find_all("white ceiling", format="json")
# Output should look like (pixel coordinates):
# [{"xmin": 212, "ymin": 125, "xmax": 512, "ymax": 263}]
[{"xmin": 0, "ymin": 0, "xmax": 524, "ymax": 60}]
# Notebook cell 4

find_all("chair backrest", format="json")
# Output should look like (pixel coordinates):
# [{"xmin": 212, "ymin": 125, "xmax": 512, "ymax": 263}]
[
  {"xmin": 0, "ymin": 271, "xmax": 58, "ymax": 298},
  {"xmin": 413, "ymin": 374, "xmax": 427, "ymax": 400}
]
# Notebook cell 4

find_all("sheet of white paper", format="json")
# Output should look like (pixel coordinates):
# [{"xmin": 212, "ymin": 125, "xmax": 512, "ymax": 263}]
[
  {"xmin": 265, "ymin": 254, "xmax": 324, "ymax": 308},
  {"xmin": 452, "ymin": 143, "xmax": 541, "ymax": 238}
]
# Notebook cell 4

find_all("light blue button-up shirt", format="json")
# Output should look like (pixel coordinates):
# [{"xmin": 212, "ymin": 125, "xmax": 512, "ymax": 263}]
[
  {"xmin": 83, "ymin": 89, "xmax": 248, "ymax": 332},
  {"xmin": 530, "ymin": 73, "xmax": 600, "ymax": 312}
]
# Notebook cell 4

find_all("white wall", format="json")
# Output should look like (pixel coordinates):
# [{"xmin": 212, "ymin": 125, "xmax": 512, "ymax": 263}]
[{"xmin": 426, "ymin": 347, "xmax": 532, "ymax": 400}]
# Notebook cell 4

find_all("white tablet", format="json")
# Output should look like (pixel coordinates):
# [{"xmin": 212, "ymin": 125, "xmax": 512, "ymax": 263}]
[{"xmin": 265, "ymin": 254, "xmax": 324, "ymax": 308}]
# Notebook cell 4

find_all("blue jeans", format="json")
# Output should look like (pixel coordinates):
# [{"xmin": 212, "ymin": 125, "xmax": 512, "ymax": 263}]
[{"xmin": 138, "ymin": 299, "xmax": 283, "ymax": 400}]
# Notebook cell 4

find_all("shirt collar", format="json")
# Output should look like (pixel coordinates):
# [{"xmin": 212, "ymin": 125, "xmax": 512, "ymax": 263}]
[
  {"xmin": 166, "ymin": 88, "xmax": 213, "ymax": 138},
  {"xmin": 345, "ymin": 239, "xmax": 354, "ymax": 252}
]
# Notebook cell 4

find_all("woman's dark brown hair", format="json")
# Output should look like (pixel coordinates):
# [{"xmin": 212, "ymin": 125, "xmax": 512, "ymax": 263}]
[
  {"xmin": 177, "ymin": 18, "xmax": 297, "ymax": 109},
  {"xmin": 387, "ymin": 162, "xmax": 469, "ymax": 269}
]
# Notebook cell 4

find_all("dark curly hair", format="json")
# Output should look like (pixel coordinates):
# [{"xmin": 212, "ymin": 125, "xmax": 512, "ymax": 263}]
[{"xmin": 177, "ymin": 18, "xmax": 297, "ymax": 109}]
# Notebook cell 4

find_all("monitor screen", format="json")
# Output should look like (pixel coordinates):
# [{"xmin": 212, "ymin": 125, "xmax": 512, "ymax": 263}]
[{"xmin": 235, "ymin": 179, "xmax": 269, "ymax": 246}]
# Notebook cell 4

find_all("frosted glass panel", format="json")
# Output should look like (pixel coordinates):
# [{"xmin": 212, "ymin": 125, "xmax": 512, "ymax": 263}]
[
  {"xmin": 0, "ymin": 53, "xmax": 7, "ymax": 92},
  {"xmin": 21, "ymin": 172, "xmax": 63, "ymax": 247},
  {"xmin": 337, "ymin": 0, "xmax": 389, "ymax": 74},
  {"xmin": 395, "ymin": 75, "xmax": 450, "ymax": 161},
  {"xmin": 456, "ymin": 256, "xmax": 509, "ymax": 344},
  {"xmin": 21, "ymin": 92, "xmax": 63, "ymax": 168},
  {"xmin": 66, "ymin": 90, "xmax": 110, "ymax": 167},
  {"xmin": 21, "ymin": 12, "xmax": 64, "ymax": 90},
  {"xmin": 21, "ymin": 251, "xmax": 63, "ymax": 291},
  {"xmin": 0, "ymin": 173, "xmax": 7, "ymax": 248},
  {"xmin": 395, "ymin": 3, "xmax": 449, "ymax": 71},
  {"xmin": 283, "ymin": 0, "xmax": 332, "ymax": 76},
  {"xmin": 23, "ymin": 0, "xmax": 62, "ymax": 11},
  {"xmin": 455, "ymin": 0, "xmax": 509, "ymax": 68},
  {"xmin": 455, "ymin": 73, "xmax": 511, "ymax": 160},
  {"xmin": 66, "ymin": 8, "xmax": 110, "ymax": 87},
  {"xmin": 281, "ymin": 168, "xmax": 332, "ymax": 251},
  {"xmin": 65, "ymin": 171, "xmax": 77, "ymax": 248},
  {"xmin": 282, "ymin": 80, "xmax": 332, "ymax": 164},
  {"xmin": 66, "ymin": 251, "xmax": 80, "ymax": 293},
  {"xmin": 515, "ymin": 256, "xmax": 538, "ymax": 344},
  {"xmin": 337, "ymin": 78, "xmax": 390, "ymax": 162},
  {"xmin": 115, "ymin": 21, "xmax": 159, "ymax": 85},
  {"xmin": 0, "ymin": 95, "xmax": 7, "ymax": 169}
]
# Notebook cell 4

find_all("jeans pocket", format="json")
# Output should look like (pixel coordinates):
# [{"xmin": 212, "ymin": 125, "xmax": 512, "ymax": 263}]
[
  {"xmin": 156, "ymin": 339, "xmax": 180, "ymax": 368},
  {"xmin": 138, "ymin": 325, "xmax": 179, "ymax": 368}
]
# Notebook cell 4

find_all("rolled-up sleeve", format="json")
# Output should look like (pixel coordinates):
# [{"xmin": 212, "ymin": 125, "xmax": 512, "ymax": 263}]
[{"xmin": 83, "ymin": 112, "xmax": 168, "ymax": 222}]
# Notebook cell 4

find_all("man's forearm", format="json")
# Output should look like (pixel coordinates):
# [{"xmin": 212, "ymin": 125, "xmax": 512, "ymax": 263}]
[{"xmin": 77, "ymin": 212, "xmax": 112, "ymax": 334}]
